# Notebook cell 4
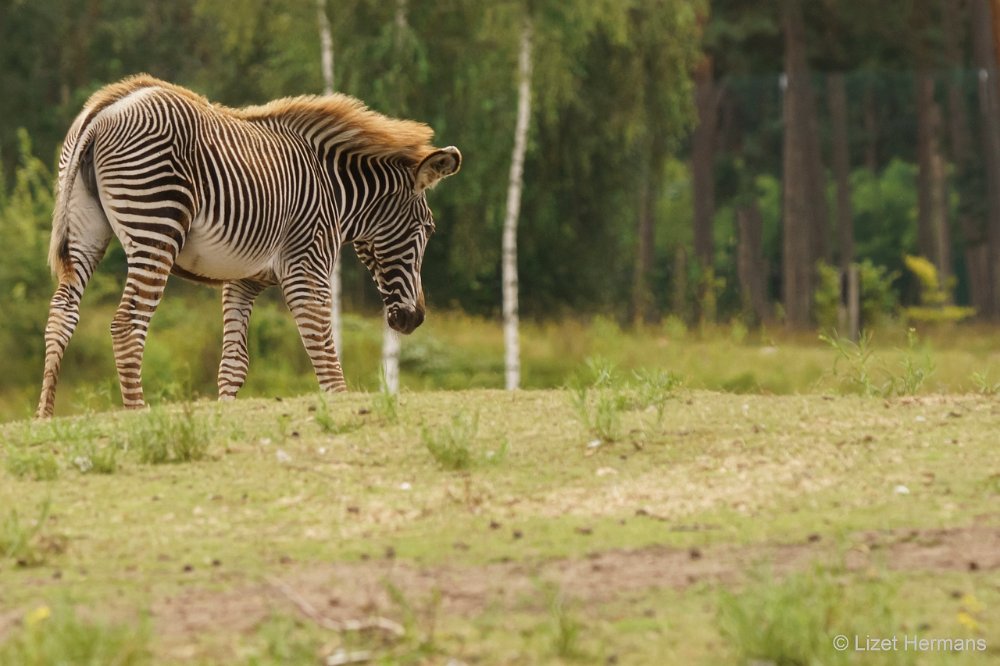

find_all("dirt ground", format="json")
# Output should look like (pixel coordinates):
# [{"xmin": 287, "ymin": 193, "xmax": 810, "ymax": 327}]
[{"xmin": 147, "ymin": 523, "xmax": 999, "ymax": 654}]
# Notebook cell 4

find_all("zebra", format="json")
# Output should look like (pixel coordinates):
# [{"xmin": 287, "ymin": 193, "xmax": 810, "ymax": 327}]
[{"xmin": 36, "ymin": 75, "xmax": 461, "ymax": 418}]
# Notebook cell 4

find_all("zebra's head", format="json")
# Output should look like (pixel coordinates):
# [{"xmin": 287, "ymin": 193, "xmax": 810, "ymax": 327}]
[{"xmin": 355, "ymin": 146, "xmax": 461, "ymax": 335}]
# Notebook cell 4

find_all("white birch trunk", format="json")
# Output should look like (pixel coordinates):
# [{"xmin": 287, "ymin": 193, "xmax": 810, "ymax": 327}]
[
  {"xmin": 379, "ymin": 0, "xmax": 409, "ymax": 394},
  {"xmin": 381, "ymin": 323, "xmax": 400, "ymax": 394},
  {"xmin": 502, "ymin": 18, "xmax": 533, "ymax": 391},
  {"xmin": 316, "ymin": 0, "xmax": 342, "ymax": 354}
]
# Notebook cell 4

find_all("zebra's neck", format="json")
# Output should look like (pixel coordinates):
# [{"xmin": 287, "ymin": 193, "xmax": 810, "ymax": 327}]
[{"xmin": 322, "ymin": 144, "xmax": 412, "ymax": 244}]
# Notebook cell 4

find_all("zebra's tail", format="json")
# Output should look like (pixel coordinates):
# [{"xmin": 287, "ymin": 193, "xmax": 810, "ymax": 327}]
[{"xmin": 47, "ymin": 119, "xmax": 99, "ymax": 281}]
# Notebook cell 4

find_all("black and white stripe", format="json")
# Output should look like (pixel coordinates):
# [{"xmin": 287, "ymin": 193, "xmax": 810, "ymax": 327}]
[{"xmin": 36, "ymin": 76, "xmax": 460, "ymax": 417}]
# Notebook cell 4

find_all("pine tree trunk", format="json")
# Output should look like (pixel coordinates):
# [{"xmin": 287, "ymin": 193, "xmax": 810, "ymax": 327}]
[
  {"xmin": 502, "ymin": 18, "xmax": 533, "ymax": 390},
  {"xmin": 915, "ymin": 72, "xmax": 952, "ymax": 292},
  {"xmin": 863, "ymin": 81, "xmax": 879, "ymax": 172},
  {"xmin": 946, "ymin": 0, "xmax": 991, "ymax": 315},
  {"xmin": 631, "ymin": 144, "xmax": 655, "ymax": 324},
  {"xmin": 781, "ymin": 0, "xmax": 819, "ymax": 328},
  {"xmin": 692, "ymin": 57, "xmax": 718, "ymax": 274},
  {"xmin": 827, "ymin": 73, "xmax": 854, "ymax": 274},
  {"xmin": 736, "ymin": 202, "xmax": 771, "ymax": 323},
  {"xmin": 316, "ymin": 0, "xmax": 343, "ymax": 351},
  {"xmin": 972, "ymin": 0, "xmax": 1000, "ymax": 317}
]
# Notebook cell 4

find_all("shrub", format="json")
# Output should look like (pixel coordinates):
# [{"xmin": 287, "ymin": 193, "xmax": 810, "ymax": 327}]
[{"xmin": 128, "ymin": 404, "xmax": 211, "ymax": 464}]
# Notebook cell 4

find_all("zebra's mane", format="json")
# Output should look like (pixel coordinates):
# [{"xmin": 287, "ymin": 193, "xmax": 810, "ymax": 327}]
[
  {"xmin": 84, "ymin": 75, "xmax": 437, "ymax": 166},
  {"xmin": 239, "ymin": 96, "xmax": 436, "ymax": 165}
]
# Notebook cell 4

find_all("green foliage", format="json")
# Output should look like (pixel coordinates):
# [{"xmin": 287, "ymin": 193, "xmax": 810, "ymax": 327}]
[
  {"xmin": 547, "ymin": 589, "xmax": 585, "ymax": 660},
  {"xmin": 0, "ymin": 130, "xmax": 55, "ymax": 385},
  {"xmin": 5, "ymin": 447, "xmax": 59, "ymax": 481},
  {"xmin": 70, "ymin": 440, "xmax": 119, "ymax": 475},
  {"xmin": 971, "ymin": 370, "xmax": 1000, "ymax": 396},
  {"xmin": 0, "ymin": 603, "xmax": 150, "ymax": 666},
  {"xmin": 313, "ymin": 394, "xmax": 363, "ymax": 435},
  {"xmin": 569, "ymin": 358, "xmax": 682, "ymax": 442},
  {"xmin": 821, "ymin": 328, "xmax": 933, "ymax": 397},
  {"xmin": 422, "ymin": 411, "xmax": 486, "ymax": 471},
  {"xmin": 371, "ymin": 384, "xmax": 400, "ymax": 425},
  {"xmin": 569, "ymin": 358, "xmax": 626, "ymax": 443},
  {"xmin": 857, "ymin": 259, "xmax": 900, "ymax": 327},
  {"xmin": 717, "ymin": 566, "xmax": 902, "ymax": 666},
  {"xmin": 903, "ymin": 255, "xmax": 976, "ymax": 324},
  {"xmin": 127, "ymin": 404, "xmax": 211, "ymax": 464},
  {"xmin": 814, "ymin": 261, "xmax": 842, "ymax": 332},
  {"xmin": 1, "ymin": 499, "xmax": 61, "ymax": 568}
]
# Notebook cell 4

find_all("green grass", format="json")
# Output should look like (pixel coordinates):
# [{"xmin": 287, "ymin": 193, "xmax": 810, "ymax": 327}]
[
  {"xmin": 6, "ymin": 293, "xmax": 1000, "ymax": 422},
  {"xmin": 0, "ymin": 603, "xmax": 150, "ymax": 666},
  {"xmin": 0, "ymin": 388, "xmax": 998, "ymax": 663}
]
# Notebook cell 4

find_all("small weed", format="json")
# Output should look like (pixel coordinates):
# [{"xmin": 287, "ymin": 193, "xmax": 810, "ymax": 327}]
[
  {"xmin": 5, "ymin": 446, "xmax": 59, "ymax": 481},
  {"xmin": 422, "ymin": 412, "xmax": 478, "ymax": 471},
  {"xmin": 569, "ymin": 359, "xmax": 625, "ymax": 442},
  {"xmin": 0, "ymin": 602, "xmax": 150, "ymax": 665},
  {"xmin": 314, "ymin": 395, "xmax": 363, "ymax": 435},
  {"xmin": 129, "ymin": 404, "xmax": 211, "ymax": 464},
  {"xmin": 718, "ymin": 565, "xmax": 902, "ymax": 666},
  {"xmin": 894, "ymin": 327, "xmax": 934, "ymax": 395},
  {"xmin": 1, "ymin": 499, "xmax": 65, "ymax": 567},
  {"xmin": 371, "ymin": 387, "xmax": 400, "ymax": 424},
  {"xmin": 971, "ymin": 369, "xmax": 1000, "ymax": 396},
  {"xmin": 246, "ymin": 614, "xmax": 320, "ymax": 665},
  {"xmin": 821, "ymin": 329, "xmax": 883, "ymax": 397},
  {"xmin": 569, "ymin": 359, "xmax": 681, "ymax": 443},
  {"xmin": 70, "ymin": 441, "xmax": 119, "ymax": 475},
  {"xmin": 547, "ymin": 588, "xmax": 585, "ymax": 660},
  {"xmin": 385, "ymin": 581, "xmax": 440, "ymax": 659},
  {"xmin": 630, "ymin": 368, "xmax": 682, "ymax": 426}
]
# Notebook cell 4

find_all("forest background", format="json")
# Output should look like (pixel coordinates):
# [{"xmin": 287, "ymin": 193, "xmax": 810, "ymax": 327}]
[{"xmin": 2, "ymin": 0, "xmax": 1000, "ymax": 418}]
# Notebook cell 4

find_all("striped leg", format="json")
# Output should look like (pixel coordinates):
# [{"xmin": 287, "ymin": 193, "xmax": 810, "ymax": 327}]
[
  {"xmin": 217, "ymin": 279, "xmax": 268, "ymax": 400},
  {"xmin": 110, "ymin": 249, "xmax": 178, "ymax": 409},
  {"xmin": 281, "ymin": 271, "xmax": 347, "ymax": 393},
  {"xmin": 36, "ymin": 238, "xmax": 110, "ymax": 418}
]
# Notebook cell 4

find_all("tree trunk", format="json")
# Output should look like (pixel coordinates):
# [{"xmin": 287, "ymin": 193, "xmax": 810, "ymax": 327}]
[
  {"xmin": 915, "ymin": 73, "xmax": 953, "ymax": 292},
  {"xmin": 692, "ymin": 56, "xmax": 718, "ymax": 274},
  {"xmin": 381, "ymin": 327, "xmax": 400, "ymax": 394},
  {"xmin": 502, "ymin": 17, "xmax": 533, "ymax": 390},
  {"xmin": 827, "ymin": 73, "xmax": 854, "ymax": 274},
  {"xmin": 736, "ymin": 202, "xmax": 771, "ymax": 324},
  {"xmin": 631, "ymin": 143, "xmax": 656, "ymax": 324},
  {"xmin": 862, "ymin": 81, "xmax": 879, "ymax": 172},
  {"xmin": 946, "ymin": 0, "xmax": 991, "ymax": 314},
  {"xmin": 316, "ymin": 0, "xmax": 343, "ymax": 351},
  {"xmin": 379, "ymin": 0, "xmax": 409, "ymax": 394},
  {"xmin": 972, "ymin": 0, "xmax": 1000, "ymax": 317},
  {"xmin": 781, "ymin": 0, "xmax": 821, "ymax": 327}
]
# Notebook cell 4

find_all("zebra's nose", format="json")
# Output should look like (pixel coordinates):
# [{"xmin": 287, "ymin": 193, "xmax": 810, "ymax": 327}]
[{"xmin": 387, "ymin": 306, "xmax": 424, "ymax": 334}]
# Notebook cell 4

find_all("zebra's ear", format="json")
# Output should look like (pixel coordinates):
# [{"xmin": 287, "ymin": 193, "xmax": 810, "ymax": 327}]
[{"xmin": 414, "ymin": 146, "xmax": 461, "ymax": 194}]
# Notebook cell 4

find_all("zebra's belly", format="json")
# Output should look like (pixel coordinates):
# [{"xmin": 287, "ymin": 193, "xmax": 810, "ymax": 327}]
[{"xmin": 175, "ymin": 231, "xmax": 278, "ymax": 282}]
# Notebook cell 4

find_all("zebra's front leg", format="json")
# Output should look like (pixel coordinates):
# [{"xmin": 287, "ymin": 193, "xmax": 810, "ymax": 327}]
[
  {"xmin": 217, "ymin": 279, "xmax": 267, "ymax": 401},
  {"xmin": 110, "ymin": 248, "xmax": 179, "ymax": 410},
  {"xmin": 281, "ymin": 271, "xmax": 347, "ymax": 393}
]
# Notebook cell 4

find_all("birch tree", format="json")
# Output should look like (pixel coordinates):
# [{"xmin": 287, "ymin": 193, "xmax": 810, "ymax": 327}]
[
  {"xmin": 315, "ymin": 0, "xmax": 343, "ymax": 353},
  {"xmin": 502, "ymin": 16, "xmax": 533, "ymax": 390},
  {"xmin": 380, "ymin": 0, "xmax": 409, "ymax": 395}
]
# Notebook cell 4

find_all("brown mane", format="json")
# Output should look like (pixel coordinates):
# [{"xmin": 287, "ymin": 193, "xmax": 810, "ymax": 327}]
[
  {"xmin": 85, "ymin": 74, "xmax": 436, "ymax": 164},
  {"xmin": 237, "ymin": 96, "xmax": 436, "ymax": 165}
]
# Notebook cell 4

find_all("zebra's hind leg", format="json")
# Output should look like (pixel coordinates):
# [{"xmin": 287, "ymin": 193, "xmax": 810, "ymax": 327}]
[
  {"xmin": 280, "ymin": 271, "xmax": 347, "ymax": 393},
  {"xmin": 36, "ymin": 238, "xmax": 111, "ymax": 418},
  {"xmin": 217, "ymin": 278, "xmax": 268, "ymax": 401}
]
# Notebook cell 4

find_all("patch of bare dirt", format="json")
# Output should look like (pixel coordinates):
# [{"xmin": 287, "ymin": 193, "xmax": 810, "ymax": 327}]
[{"xmin": 148, "ymin": 524, "xmax": 999, "ymax": 654}]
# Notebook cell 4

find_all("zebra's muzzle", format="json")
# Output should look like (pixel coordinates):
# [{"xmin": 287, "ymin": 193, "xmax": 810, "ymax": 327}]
[{"xmin": 387, "ymin": 305, "xmax": 424, "ymax": 335}]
